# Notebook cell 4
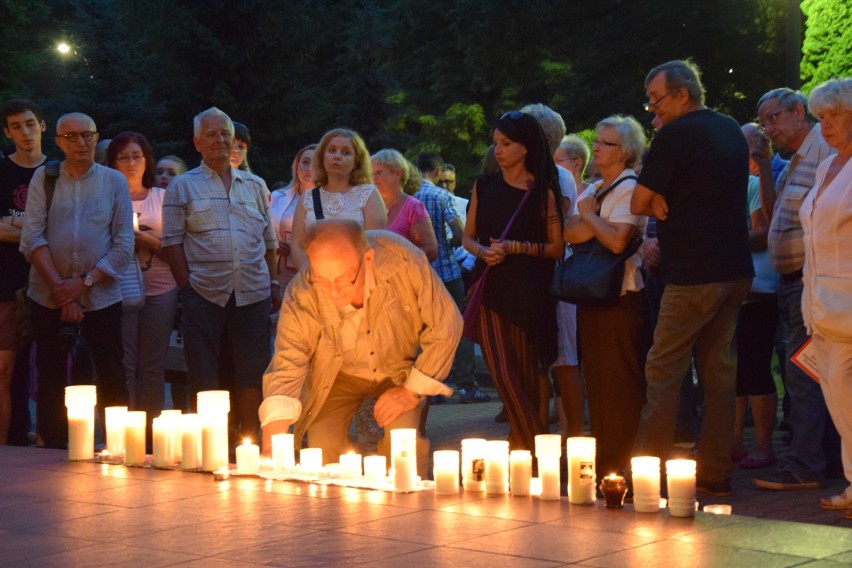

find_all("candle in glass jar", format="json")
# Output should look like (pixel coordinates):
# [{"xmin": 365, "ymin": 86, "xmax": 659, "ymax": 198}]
[
  {"xmin": 340, "ymin": 452, "xmax": 362, "ymax": 478},
  {"xmin": 236, "ymin": 438, "xmax": 260, "ymax": 475},
  {"xmin": 539, "ymin": 456, "xmax": 561, "ymax": 500},
  {"xmin": 160, "ymin": 409, "xmax": 182, "ymax": 463},
  {"xmin": 152, "ymin": 416, "xmax": 175, "ymax": 468},
  {"xmin": 65, "ymin": 385, "xmax": 97, "ymax": 461},
  {"xmin": 197, "ymin": 390, "xmax": 230, "ymax": 472},
  {"xmin": 300, "ymin": 448, "xmax": 323, "ymax": 472},
  {"xmin": 271, "ymin": 433, "xmax": 295, "ymax": 472},
  {"xmin": 104, "ymin": 406, "xmax": 127, "ymax": 456},
  {"xmin": 631, "ymin": 456, "xmax": 661, "ymax": 513},
  {"xmin": 124, "ymin": 411, "xmax": 147, "ymax": 465},
  {"xmin": 180, "ymin": 413, "xmax": 202, "ymax": 470},
  {"xmin": 485, "ymin": 440, "xmax": 509, "ymax": 494},
  {"xmin": 600, "ymin": 473, "xmax": 628, "ymax": 509},
  {"xmin": 666, "ymin": 459, "xmax": 696, "ymax": 518},
  {"xmin": 364, "ymin": 455, "xmax": 387, "ymax": 482},
  {"xmin": 567, "ymin": 436, "xmax": 596, "ymax": 505},
  {"xmin": 510, "ymin": 450, "xmax": 532, "ymax": 496},
  {"xmin": 433, "ymin": 450, "xmax": 459, "ymax": 494},
  {"xmin": 461, "ymin": 438, "xmax": 487, "ymax": 492}
]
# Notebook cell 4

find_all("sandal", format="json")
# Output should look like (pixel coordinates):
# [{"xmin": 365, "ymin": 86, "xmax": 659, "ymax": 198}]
[{"xmin": 820, "ymin": 490, "xmax": 852, "ymax": 510}]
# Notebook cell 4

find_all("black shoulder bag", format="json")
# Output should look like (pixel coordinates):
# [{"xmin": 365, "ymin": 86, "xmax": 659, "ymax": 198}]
[{"xmin": 549, "ymin": 176, "xmax": 641, "ymax": 304}]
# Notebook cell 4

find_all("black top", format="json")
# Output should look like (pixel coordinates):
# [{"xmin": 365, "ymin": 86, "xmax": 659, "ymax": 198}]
[
  {"xmin": 473, "ymin": 171, "xmax": 557, "ymax": 365},
  {"xmin": 0, "ymin": 157, "xmax": 36, "ymax": 301},
  {"xmin": 638, "ymin": 109, "xmax": 754, "ymax": 286}
]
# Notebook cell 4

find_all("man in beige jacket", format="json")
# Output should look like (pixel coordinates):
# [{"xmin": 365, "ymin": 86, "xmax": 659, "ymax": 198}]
[{"xmin": 260, "ymin": 220, "xmax": 462, "ymax": 462}]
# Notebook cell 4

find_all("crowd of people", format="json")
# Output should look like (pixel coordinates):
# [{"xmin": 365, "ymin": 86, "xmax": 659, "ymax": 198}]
[{"xmin": 0, "ymin": 59, "xmax": 850, "ymax": 521}]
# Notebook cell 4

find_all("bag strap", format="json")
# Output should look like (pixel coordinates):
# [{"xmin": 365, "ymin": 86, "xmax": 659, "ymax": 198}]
[
  {"xmin": 593, "ymin": 175, "xmax": 638, "ymax": 204},
  {"xmin": 498, "ymin": 188, "xmax": 534, "ymax": 239},
  {"xmin": 43, "ymin": 160, "xmax": 61, "ymax": 214},
  {"xmin": 311, "ymin": 188, "xmax": 324, "ymax": 220}
]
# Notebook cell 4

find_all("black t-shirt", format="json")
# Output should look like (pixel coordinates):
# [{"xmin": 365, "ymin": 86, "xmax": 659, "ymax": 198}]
[
  {"xmin": 638, "ymin": 109, "xmax": 754, "ymax": 286},
  {"xmin": 0, "ymin": 157, "xmax": 38, "ymax": 301}
]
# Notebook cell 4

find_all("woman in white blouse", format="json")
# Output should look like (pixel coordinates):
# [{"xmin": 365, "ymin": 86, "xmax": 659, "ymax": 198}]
[
  {"xmin": 270, "ymin": 144, "xmax": 315, "ymax": 288},
  {"xmin": 801, "ymin": 78, "xmax": 852, "ymax": 518},
  {"xmin": 290, "ymin": 129, "xmax": 387, "ymax": 269}
]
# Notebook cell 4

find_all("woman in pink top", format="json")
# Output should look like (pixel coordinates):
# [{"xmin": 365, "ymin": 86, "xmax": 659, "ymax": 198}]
[
  {"xmin": 371, "ymin": 149, "xmax": 438, "ymax": 260},
  {"xmin": 108, "ymin": 133, "xmax": 178, "ymax": 440}
]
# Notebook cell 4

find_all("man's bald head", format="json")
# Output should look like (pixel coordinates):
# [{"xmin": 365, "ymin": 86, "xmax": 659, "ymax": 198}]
[
  {"xmin": 303, "ymin": 219, "xmax": 369, "ymax": 258},
  {"xmin": 56, "ymin": 112, "xmax": 95, "ymax": 133}
]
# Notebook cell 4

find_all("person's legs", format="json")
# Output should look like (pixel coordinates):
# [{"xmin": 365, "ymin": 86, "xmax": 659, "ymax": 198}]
[
  {"xmin": 7, "ymin": 342, "xmax": 31, "ymax": 446},
  {"xmin": 307, "ymin": 372, "xmax": 373, "ymax": 462},
  {"xmin": 180, "ymin": 286, "xmax": 226, "ymax": 410},
  {"xmin": 82, "ymin": 302, "xmax": 129, "ymax": 417},
  {"xmin": 552, "ymin": 300, "xmax": 584, "ymax": 436},
  {"xmin": 444, "ymin": 277, "xmax": 483, "ymax": 399},
  {"xmin": 692, "ymin": 279, "xmax": 750, "ymax": 483},
  {"xmin": 121, "ymin": 310, "xmax": 140, "ymax": 407},
  {"xmin": 812, "ymin": 336, "xmax": 852, "ymax": 493},
  {"xmin": 0, "ymin": 301, "xmax": 20, "ymax": 444},
  {"xmin": 31, "ymin": 301, "xmax": 68, "ymax": 449},
  {"xmin": 228, "ymin": 296, "xmax": 271, "ymax": 442}
]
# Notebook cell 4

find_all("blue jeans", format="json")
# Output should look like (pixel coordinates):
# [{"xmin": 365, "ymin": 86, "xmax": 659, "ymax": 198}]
[
  {"xmin": 444, "ymin": 277, "xmax": 477, "ymax": 389},
  {"xmin": 633, "ymin": 278, "xmax": 751, "ymax": 482},
  {"xmin": 180, "ymin": 286, "xmax": 271, "ymax": 409},
  {"xmin": 777, "ymin": 279, "xmax": 826, "ymax": 480}
]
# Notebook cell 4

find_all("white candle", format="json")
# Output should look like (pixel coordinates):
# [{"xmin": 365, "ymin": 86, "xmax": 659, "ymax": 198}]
[
  {"xmin": 236, "ymin": 438, "xmax": 260, "ymax": 475},
  {"xmin": 326, "ymin": 463, "xmax": 342, "ymax": 478},
  {"xmin": 567, "ymin": 436, "xmax": 596, "ymax": 505},
  {"xmin": 104, "ymin": 406, "xmax": 127, "ymax": 456},
  {"xmin": 124, "ymin": 411, "xmax": 147, "ymax": 465},
  {"xmin": 180, "ymin": 413, "xmax": 202, "ymax": 470},
  {"xmin": 65, "ymin": 385, "xmax": 97, "ymax": 461},
  {"xmin": 461, "ymin": 438, "xmax": 487, "ymax": 492},
  {"xmin": 364, "ymin": 455, "xmax": 387, "ymax": 482},
  {"xmin": 132, "ymin": 211, "xmax": 140, "ymax": 232},
  {"xmin": 535, "ymin": 434, "xmax": 562, "ymax": 458},
  {"xmin": 433, "ymin": 450, "xmax": 460, "ymax": 495},
  {"xmin": 510, "ymin": 450, "xmax": 532, "ymax": 496},
  {"xmin": 666, "ymin": 459, "xmax": 696, "ymax": 518},
  {"xmin": 485, "ymin": 440, "xmax": 509, "ymax": 494},
  {"xmin": 530, "ymin": 477, "xmax": 542, "ymax": 496},
  {"xmin": 390, "ymin": 429, "xmax": 417, "ymax": 492},
  {"xmin": 152, "ymin": 417, "xmax": 173, "ymax": 468},
  {"xmin": 539, "ymin": 456, "xmax": 561, "ymax": 501},
  {"xmin": 340, "ymin": 452, "xmax": 362, "ymax": 478},
  {"xmin": 300, "ymin": 448, "xmax": 323, "ymax": 472},
  {"xmin": 271, "ymin": 433, "xmax": 295, "ymax": 471},
  {"xmin": 198, "ymin": 390, "xmax": 230, "ymax": 472},
  {"xmin": 160, "ymin": 409, "xmax": 182, "ymax": 463},
  {"xmin": 631, "ymin": 456, "xmax": 661, "ymax": 513}
]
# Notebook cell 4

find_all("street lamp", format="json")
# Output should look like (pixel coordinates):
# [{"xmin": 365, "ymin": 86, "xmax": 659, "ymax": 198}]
[{"xmin": 57, "ymin": 42, "xmax": 71, "ymax": 55}]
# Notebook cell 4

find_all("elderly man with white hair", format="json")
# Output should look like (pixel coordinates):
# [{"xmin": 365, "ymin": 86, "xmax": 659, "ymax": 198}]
[{"xmin": 162, "ymin": 107, "xmax": 279, "ymax": 441}]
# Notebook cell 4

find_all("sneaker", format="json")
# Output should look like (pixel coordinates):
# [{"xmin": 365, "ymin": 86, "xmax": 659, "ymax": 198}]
[
  {"xmin": 696, "ymin": 477, "xmax": 733, "ymax": 497},
  {"xmin": 458, "ymin": 387, "xmax": 491, "ymax": 404},
  {"xmin": 753, "ymin": 470, "xmax": 821, "ymax": 491}
]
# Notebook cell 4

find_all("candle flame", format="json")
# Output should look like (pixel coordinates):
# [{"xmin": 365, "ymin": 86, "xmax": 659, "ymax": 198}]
[
  {"xmin": 608, "ymin": 473, "xmax": 616, "ymax": 480},
  {"xmin": 243, "ymin": 438, "xmax": 251, "ymax": 445}
]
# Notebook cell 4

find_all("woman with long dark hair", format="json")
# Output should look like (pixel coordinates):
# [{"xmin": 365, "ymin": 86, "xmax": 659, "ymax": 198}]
[{"xmin": 463, "ymin": 111, "xmax": 564, "ymax": 451}]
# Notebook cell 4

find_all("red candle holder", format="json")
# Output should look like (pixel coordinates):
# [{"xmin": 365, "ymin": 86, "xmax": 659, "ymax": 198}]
[{"xmin": 600, "ymin": 474, "xmax": 628, "ymax": 509}]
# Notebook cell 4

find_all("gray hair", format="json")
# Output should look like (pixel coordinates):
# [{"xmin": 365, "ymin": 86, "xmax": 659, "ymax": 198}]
[
  {"xmin": 56, "ymin": 112, "xmax": 95, "ymax": 132},
  {"xmin": 808, "ymin": 78, "xmax": 852, "ymax": 117},
  {"xmin": 193, "ymin": 107, "xmax": 234, "ymax": 138},
  {"xmin": 521, "ymin": 103, "xmax": 566, "ymax": 154},
  {"xmin": 371, "ymin": 148, "xmax": 421, "ymax": 195},
  {"xmin": 757, "ymin": 88, "xmax": 809, "ymax": 114},
  {"xmin": 645, "ymin": 60, "xmax": 705, "ymax": 105},
  {"xmin": 596, "ymin": 115, "xmax": 647, "ymax": 170},
  {"xmin": 558, "ymin": 135, "xmax": 591, "ymax": 167}
]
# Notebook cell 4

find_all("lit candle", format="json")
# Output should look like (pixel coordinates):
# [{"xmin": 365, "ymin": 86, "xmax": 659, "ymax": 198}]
[
  {"xmin": 530, "ymin": 477, "xmax": 542, "ymax": 496},
  {"xmin": 665, "ymin": 459, "xmax": 696, "ymax": 518},
  {"xmin": 152, "ymin": 417, "xmax": 172, "ymax": 468},
  {"xmin": 509, "ymin": 450, "xmax": 532, "ymax": 496},
  {"xmin": 364, "ymin": 455, "xmax": 387, "ymax": 482},
  {"xmin": 340, "ymin": 452, "xmax": 362, "ymax": 479},
  {"xmin": 132, "ymin": 211, "xmax": 140, "ymax": 232},
  {"xmin": 461, "ymin": 438, "xmax": 487, "ymax": 492},
  {"xmin": 433, "ymin": 450, "xmax": 459, "ymax": 495},
  {"xmin": 160, "ymin": 409, "xmax": 182, "ymax": 463},
  {"xmin": 703, "ymin": 504, "xmax": 732, "ymax": 515},
  {"xmin": 65, "ymin": 385, "xmax": 97, "ymax": 461},
  {"xmin": 197, "ymin": 390, "xmax": 230, "ymax": 472},
  {"xmin": 271, "ymin": 433, "xmax": 295, "ymax": 471},
  {"xmin": 104, "ymin": 406, "xmax": 127, "ymax": 456},
  {"xmin": 300, "ymin": 448, "xmax": 323, "ymax": 472},
  {"xmin": 600, "ymin": 473, "xmax": 628, "ymax": 509},
  {"xmin": 631, "ymin": 456, "xmax": 661, "ymax": 513},
  {"xmin": 124, "ymin": 411, "xmax": 147, "ymax": 465},
  {"xmin": 213, "ymin": 467, "xmax": 230, "ymax": 481},
  {"xmin": 180, "ymin": 413, "xmax": 202, "ymax": 470},
  {"xmin": 390, "ymin": 429, "xmax": 417, "ymax": 492},
  {"xmin": 535, "ymin": 434, "xmax": 562, "ymax": 501},
  {"xmin": 485, "ymin": 440, "xmax": 509, "ymax": 494},
  {"xmin": 567, "ymin": 436, "xmax": 596, "ymax": 505},
  {"xmin": 326, "ymin": 463, "xmax": 342, "ymax": 478},
  {"xmin": 236, "ymin": 438, "xmax": 260, "ymax": 475}
]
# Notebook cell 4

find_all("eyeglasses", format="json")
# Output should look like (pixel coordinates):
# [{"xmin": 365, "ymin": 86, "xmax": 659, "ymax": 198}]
[
  {"xmin": 757, "ymin": 109, "xmax": 787, "ymax": 131},
  {"xmin": 438, "ymin": 178, "xmax": 456, "ymax": 187},
  {"xmin": 643, "ymin": 91, "xmax": 674, "ymax": 112},
  {"xmin": 593, "ymin": 139, "xmax": 620, "ymax": 147},
  {"xmin": 311, "ymin": 260, "xmax": 363, "ymax": 291},
  {"xmin": 501, "ymin": 110, "xmax": 525, "ymax": 120},
  {"xmin": 116, "ymin": 154, "xmax": 145, "ymax": 164},
  {"xmin": 56, "ymin": 131, "xmax": 97, "ymax": 143}
]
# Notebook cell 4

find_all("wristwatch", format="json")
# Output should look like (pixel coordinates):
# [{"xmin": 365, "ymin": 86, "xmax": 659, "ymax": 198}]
[{"xmin": 81, "ymin": 273, "xmax": 94, "ymax": 287}]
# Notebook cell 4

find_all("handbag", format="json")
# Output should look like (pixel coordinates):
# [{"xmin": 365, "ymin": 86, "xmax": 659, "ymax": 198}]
[
  {"xmin": 119, "ymin": 253, "xmax": 146, "ymax": 313},
  {"xmin": 462, "ymin": 189, "xmax": 533, "ymax": 342},
  {"xmin": 550, "ymin": 176, "xmax": 640, "ymax": 304}
]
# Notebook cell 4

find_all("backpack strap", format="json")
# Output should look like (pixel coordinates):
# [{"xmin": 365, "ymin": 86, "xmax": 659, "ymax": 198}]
[{"xmin": 42, "ymin": 160, "xmax": 61, "ymax": 214}]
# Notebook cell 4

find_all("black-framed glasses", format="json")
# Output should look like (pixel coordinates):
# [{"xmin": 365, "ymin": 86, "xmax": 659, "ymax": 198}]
[
  {"xmin": 438, "ymin": 178, "xmax": 456, "ymax": 188},
  {"xmin": 310, "ymin": 259, "xmax": 363, "ymax": 291},
  {"xmin": 501, "ymin": 110, "xmax": 525, "ymax": 120},
  {"xmin": 643, "ymin": 91, "xmax": 674, "ymax": 112},
  {"xmin": 56, "ymin": 131, "xmax": 97, "ymax": 143}
]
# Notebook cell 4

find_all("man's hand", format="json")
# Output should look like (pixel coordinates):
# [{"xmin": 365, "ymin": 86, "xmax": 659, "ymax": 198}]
[
  {"xmin": 60, "ymin": 301, "xmax": 85, "ymax": 323},
  {"xmin": 374, "ymin": 386, "xmax": 421, "ymax": 428},
  {"xmin": 52, "ymin": 277, "xmax": 85, "ymax": 306},
  {"xmin": 640, "ymin": 238, "xmax": 661, "ymax": 270},
  {"xmin": 261, "ymin": 419, "xmax": 293, "ymax": 456},
  {"xmin": 271, "ymin": 284, "xmax": 283, "ymax": 314}
]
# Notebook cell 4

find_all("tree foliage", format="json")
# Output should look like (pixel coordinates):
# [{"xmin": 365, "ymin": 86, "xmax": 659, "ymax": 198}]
[{"xmin": 800, "ymin": 0, "xmax": 852, "ymax": 93}]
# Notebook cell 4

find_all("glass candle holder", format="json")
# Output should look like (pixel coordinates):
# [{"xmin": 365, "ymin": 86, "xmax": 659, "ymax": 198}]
[{"xmin": 600, "ymin": 473, "xmax": 628, "ymax": 509}]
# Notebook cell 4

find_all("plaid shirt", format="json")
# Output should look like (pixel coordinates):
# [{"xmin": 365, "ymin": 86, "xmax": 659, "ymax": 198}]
[
  {"xmin": 768, "ymin": 124, "xmax": 834, "ymax": 275},
  {"xmin": 414, "ymin": 181, "xmax": 461, "ymax": 282},
  {"xmin": 161, "ymin": 163, "xmax": 276, "ymax": 307}
]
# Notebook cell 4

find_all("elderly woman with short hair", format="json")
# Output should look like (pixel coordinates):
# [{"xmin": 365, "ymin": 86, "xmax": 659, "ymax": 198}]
[
  {"xmin": 800, "ymin": 78, "xmax": 852, "ymax": 519},
  {"xmin": 564, "ymin": 115, "xmax": 649, "ymax": 476}
]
